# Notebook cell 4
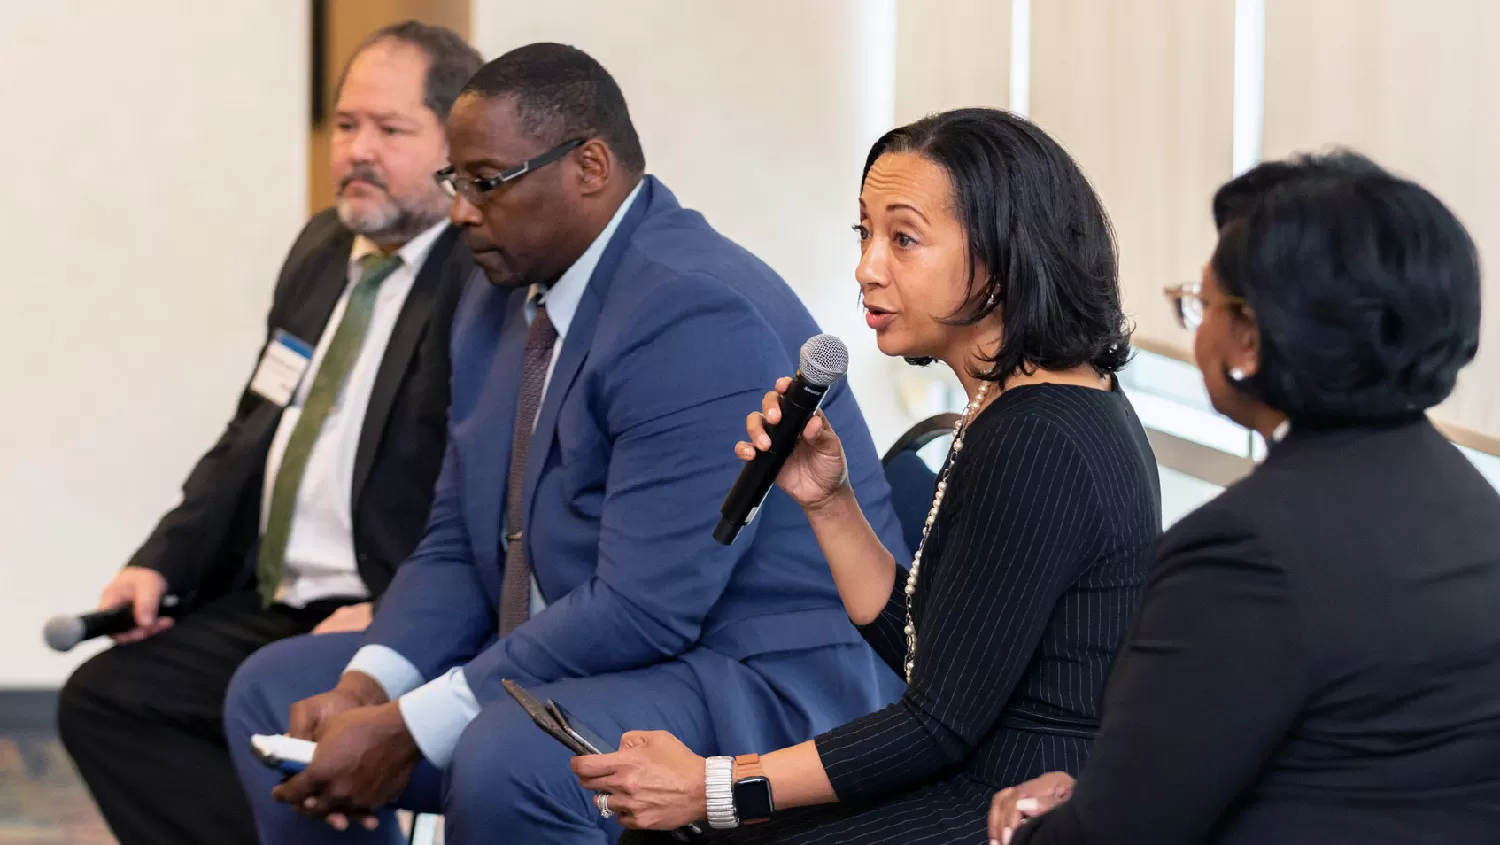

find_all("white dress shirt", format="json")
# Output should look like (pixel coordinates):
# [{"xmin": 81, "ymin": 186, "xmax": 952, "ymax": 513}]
[
  {"xmin": 345, "ymin": 182, "xmax": 643, "ymax": 766},
  {"xmin": 262, "ymin": 222, "xmax": 448, "ymax": 608}
]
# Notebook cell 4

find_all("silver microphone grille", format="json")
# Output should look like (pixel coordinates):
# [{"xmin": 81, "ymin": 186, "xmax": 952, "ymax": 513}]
[
  {"xmin": 798, "ymin": 334, "xmax": 849, "ymax": 387},
  {"xmin": 43, "ymin": 615, "xmax": 84, "ymax": 652}
]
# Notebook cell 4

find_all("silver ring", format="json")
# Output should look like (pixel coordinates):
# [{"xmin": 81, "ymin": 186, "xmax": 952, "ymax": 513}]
[{"xmin": 595, "ymin": 792, "xmax": 613, "ymax": 819}]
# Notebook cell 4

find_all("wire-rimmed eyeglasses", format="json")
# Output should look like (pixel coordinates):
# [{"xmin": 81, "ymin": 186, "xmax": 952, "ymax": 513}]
[{"xmin": 1163, "ymin": 281, "xmax": 1251, "ymax": 330}]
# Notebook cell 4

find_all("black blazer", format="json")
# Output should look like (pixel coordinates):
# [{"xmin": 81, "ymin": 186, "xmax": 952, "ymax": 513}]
[
  {"xmin": 126, "ymin": 210, "xmax": 472, "ymax": 604},
  {"xmin": 1017, "ymin": 419, "xmax": 1500, "ymax": 845}
]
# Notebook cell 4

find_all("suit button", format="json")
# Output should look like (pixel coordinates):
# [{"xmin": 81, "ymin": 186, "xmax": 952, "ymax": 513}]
[{"xmin": 357, "ymin": 553, "xmax": 369, "ymax": 564}]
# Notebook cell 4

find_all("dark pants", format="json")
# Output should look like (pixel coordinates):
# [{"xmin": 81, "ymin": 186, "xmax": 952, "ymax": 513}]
[{"xmin": 57, "ymin": 589, "xmax": 351, "ymax": 845}]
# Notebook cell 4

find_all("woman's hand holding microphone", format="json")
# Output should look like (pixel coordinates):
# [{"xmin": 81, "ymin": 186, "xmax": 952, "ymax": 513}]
[
  {"xmin": 736, "ymin": 376, "xmax": 851, "ymax": 514},
  {"xmin": 738, "ymin": 375, "xmax": 896, "ymax": 627}
]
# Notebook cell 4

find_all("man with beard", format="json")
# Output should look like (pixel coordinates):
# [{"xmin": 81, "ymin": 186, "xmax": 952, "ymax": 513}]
[{"xmin": 56, "ymin": 21, "xmax": 482, "ymax": 845}]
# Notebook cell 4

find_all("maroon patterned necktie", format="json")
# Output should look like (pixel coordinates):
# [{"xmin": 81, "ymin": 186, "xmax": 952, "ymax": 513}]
[{"xmin": 500, "ymin": 301, "xmax": 557, "ymax": 636}]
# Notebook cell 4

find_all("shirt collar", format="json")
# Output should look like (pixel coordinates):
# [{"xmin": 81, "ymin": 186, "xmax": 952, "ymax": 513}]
[
  {"xmin": 530, "ymin": 180, "xmax": 643, "ymax": 339},
  {"xmin": 349, "ymin": 221, "xmax": 449, "ymax": 276}
]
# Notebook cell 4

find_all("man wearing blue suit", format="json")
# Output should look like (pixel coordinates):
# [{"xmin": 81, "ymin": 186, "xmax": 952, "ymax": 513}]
[{"xmin": 224, "ymin": 43, "xmax": 905, "ymax": 844}]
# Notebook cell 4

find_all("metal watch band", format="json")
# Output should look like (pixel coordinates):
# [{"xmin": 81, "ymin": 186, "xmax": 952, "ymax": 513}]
[{"xmin": 705, "ymin": 755, "xmax": 739, "ymax": 829}]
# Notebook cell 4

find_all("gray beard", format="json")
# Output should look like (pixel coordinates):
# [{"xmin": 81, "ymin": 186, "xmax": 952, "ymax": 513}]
[{"xmin": 336, "ymin": 196, "xmax": 446, "ymax": 246}]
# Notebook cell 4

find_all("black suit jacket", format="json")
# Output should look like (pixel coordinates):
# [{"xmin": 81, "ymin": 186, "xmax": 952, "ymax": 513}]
[
  {"xmin": 1017, "ymin": 419, "xmax": 1500, "ymax": 845},
  {"xmin": 127, "ymin": 210, "xmax": 472, "ymax": 604}
]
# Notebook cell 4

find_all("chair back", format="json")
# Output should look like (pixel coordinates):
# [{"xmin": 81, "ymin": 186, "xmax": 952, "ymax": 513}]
[{"xmin": 881, "ymin": 413, "xmax": 960, "ymax": 553}]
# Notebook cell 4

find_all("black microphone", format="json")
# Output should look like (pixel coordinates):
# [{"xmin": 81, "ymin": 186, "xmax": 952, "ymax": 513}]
[
  {"xmin": 43, "ymin": 595, "xmax": 181, "ymax": 652},
  {"xmin": 714, "ymin": 334, "xmax": 850, "ymax": 545}
]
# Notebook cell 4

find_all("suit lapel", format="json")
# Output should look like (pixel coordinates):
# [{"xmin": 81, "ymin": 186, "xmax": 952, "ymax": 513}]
[
  {"xmin": 520, "ymin": 182, "xmax": 657, "ymax": 544},
  {"xmin": 284, "ymin": 239, "xmax": 351, "ymax": 353},
  {"xmin": 351, "ymin": 226, "xmax": 459, "ymax": 508}
]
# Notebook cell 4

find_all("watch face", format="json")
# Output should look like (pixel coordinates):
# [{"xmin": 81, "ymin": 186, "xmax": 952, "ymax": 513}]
[{"xmin": 733, "ymin": 776, "xmax": 774, "ymax": 821}]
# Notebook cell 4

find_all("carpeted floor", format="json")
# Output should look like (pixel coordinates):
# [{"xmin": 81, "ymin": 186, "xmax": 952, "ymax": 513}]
[
  {"xmin": 0, "ymin": 733, "xmax": 113, "ymax": 844},
  {"xmin": 0, "ymin": 730, "xmax": 444, "ymax": 845}
]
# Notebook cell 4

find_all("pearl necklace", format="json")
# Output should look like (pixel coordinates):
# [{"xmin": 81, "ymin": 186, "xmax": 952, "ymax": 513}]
[{"xmin": 903, "ymin": 380, "xmax": 991, "ymax": 682}]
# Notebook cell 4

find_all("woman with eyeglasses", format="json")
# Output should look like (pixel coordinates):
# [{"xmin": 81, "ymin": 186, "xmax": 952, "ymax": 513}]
[
  {"xmin": 990, "ymin": 151, "xmax": 1500, "ymax": 845},
  {"xmin": 572, "ymin": 108, "xmax": 1162, "ymax": 844}
]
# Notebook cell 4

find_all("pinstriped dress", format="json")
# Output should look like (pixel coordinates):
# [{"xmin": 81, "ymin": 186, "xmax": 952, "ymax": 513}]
[{"xmin": 710, "ymin": 384, "xmax": 1161, "ymax": 844}]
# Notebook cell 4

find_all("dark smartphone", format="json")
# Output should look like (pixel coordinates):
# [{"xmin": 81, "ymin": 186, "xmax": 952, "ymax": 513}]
[
  {"xmin": 502, "ymin": 679, "xmax": 600, "ymax": 756},
  {"xmin": 548, "ymin": 700, "xmax": 617, "ymax": 755}
]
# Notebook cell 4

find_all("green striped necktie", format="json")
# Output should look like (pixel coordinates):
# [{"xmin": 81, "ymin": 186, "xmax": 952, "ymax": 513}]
[{"xmin": 256, "ymin": 252, "xmax": 402, "ymax": 606}]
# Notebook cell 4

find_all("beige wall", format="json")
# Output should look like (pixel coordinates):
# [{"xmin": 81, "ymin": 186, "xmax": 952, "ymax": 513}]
[
  {"xmin": 894, "ymin": 0, "xmax": 1011, "ymax": 126},
  {"xmin": 471, "ymin": 0, "xmax": 916, "ymax": 450},
  {"xmin": 1022, "ymin": 0, "xmax": 1500, "ymax": 450},
  {"xmin": 1263, "ymin": 0, "xmax": 1500, "ymax": 451},
  {"xmin": 0, "ymin": 2, "xmax": 307, "ymax": 685},
  {"xmin": 1029, "ymin": 0, "xmax": 1236, "ymax": 362}
]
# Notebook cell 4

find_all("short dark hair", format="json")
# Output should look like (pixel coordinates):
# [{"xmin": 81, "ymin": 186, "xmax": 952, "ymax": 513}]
[
  {"xmin": 1210, "ymin": 150, "xmax": 1480, "ymax": 426},
  {"xmin": 336, "ymin": 21, "xmax": 483, "ymax": 121},
  {"xmin": 460, "ymin": 43, "xmax": 646, "ymax": 175},
  {"xmin": 863, "ymin": 108, "xmax": 1130, "ymax": 383}
]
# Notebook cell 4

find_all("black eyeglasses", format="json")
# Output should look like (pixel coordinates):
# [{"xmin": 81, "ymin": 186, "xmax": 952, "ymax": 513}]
[{"xmin": 434, "ymin": 138, "xmax": 587, "ymax": 205}]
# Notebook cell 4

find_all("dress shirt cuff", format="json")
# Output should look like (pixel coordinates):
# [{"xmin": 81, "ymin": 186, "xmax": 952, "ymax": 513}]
[
  {"xmin": 344, "ymin": 646, "xmax": 426, "ymax": 701},
  {"xmin": 397, "ymin": 668, "xmax": 482, "ymax": 769}
]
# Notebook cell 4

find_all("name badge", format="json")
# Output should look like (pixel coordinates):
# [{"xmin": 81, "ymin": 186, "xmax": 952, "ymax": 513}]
[{"xmin": 249, "ymin": 330, "xmax": 314, "ymax": 407}]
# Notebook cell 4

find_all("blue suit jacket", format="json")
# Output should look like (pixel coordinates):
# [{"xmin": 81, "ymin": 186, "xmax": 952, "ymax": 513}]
[{"xmin": 365, "ymin": 177, "xmax": 906, "ymax": 741}]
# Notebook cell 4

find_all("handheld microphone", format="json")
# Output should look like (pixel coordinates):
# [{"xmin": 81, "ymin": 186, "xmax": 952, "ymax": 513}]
[
  {"xmin": 713, "ymin": 334, "xmax": 849, "ymax": 545},
  {"xmin": 250, "ymin": 734, "xmax": 317, "ymax": 775},
  {"xmin": 43, "ymin": 595, "xmax": 181, "ymax": 652}
]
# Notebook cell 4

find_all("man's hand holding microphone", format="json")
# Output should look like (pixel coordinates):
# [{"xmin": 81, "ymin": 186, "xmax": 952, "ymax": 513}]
[
  {"xmin": 43, "ymin": 566, "xmax": 181, "ymax": 652},
  {"xmin": 97, "ymin": 567, "xmax": 174, "ymax": 644}
]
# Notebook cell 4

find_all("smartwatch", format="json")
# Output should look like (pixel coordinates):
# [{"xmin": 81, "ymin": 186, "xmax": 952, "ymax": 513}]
[{"xmin": 732, "ymin": 754, "xmax": 775, "ymax": 824}]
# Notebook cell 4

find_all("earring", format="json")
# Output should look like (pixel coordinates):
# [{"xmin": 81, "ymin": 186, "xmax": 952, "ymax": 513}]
[
  {"xmin": 1229, "ymin": 367, "xmax": 1246, "ymax": 382},
  {"xmin": 984, "ymin": 290, "xmax": 998, "ymax": 310}
]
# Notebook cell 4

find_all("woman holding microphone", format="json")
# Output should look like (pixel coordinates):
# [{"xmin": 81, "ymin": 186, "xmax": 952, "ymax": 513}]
[
  {"xmin": 572, "ymin": 107, "xmax": 1161, "ymax": 843},
  {"xmin": 990, "ymin": 151, "xmax": 1500, "ymax": 845}
]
